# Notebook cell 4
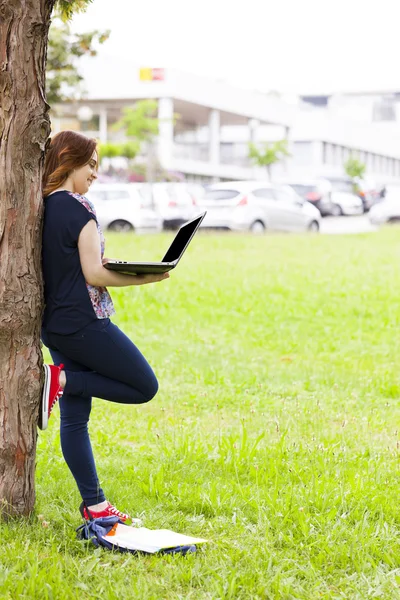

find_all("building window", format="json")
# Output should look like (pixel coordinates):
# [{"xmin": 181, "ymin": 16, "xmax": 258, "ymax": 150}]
[
  {"xmin": 80, "ymin": 115, "xmax": 100, "ymax": 132},
  {"xmin": 324, "ymin": 142, "xmax": 333, "ymax": 164},
  {"xmin": 373, "ymin": 97, "xmax": 396, "ymax": 122},
  {"xmin": 292, "ymin": 141, "xmax": 314, "ymax": 166},
  {"xmin": 330, "ymin": 144, "xmax": 337, "ymax": 165},
  {"xmin": 220, "ymin": 143, "xmax": 234, "ymax": 162},
  {"xmin": 322, "ymin": 142, "xmax": 327, "ymax": 164}
]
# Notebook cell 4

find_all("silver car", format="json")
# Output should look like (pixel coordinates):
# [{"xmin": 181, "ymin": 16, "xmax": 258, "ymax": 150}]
[
  {"xmin": 86, "ymin": 184, "xmax": 162, "ymax": 232},
  {"xmin": 197, "ymin": 181, "xmax": 321, "ymax": 233},
  {"xmin": 137, "ymin": 182, "xmax": 197, "ymax": 230}
]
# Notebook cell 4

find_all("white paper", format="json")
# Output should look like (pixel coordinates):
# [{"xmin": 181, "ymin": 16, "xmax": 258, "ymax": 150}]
[{"xmin": 102, "ymin": 524, "xmax": 207, "ymax": 553}]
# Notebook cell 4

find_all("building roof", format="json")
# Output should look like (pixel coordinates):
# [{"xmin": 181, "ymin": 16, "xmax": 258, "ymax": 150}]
[{"xmin": 77, "ymin": 52, "xmax": 295, "ymax": 128}]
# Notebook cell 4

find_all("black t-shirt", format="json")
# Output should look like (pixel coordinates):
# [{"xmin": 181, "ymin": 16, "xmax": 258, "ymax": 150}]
[{"xmin": 42, "ymin": 190, "xmax": 114, "ymax": 334}]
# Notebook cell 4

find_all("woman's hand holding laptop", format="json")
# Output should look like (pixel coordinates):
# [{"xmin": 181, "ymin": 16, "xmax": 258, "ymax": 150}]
[
  {"xmin": 132, "ymin": 272, "xmax": 170, "ymax": 285},
  {"xmin": 103, "ymin": 212, "xmax": 206, "ymax": 276},
  {"xmin": 102, "ymin": 258, "xmax": 169, "ymax": 285}
]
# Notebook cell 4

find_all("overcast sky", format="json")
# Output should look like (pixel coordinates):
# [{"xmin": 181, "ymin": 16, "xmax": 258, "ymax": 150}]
[{"xmin": 70, "ymin": 0, "xmax": 400, "ymax": 96}]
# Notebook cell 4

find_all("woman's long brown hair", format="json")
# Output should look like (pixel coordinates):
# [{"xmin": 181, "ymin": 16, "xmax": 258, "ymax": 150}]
[{"xmin": 42, "ymin": 130, "xmax": 99, "ymax": 197}]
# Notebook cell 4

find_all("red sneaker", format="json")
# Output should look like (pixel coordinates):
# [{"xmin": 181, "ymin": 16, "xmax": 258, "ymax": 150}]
[
  {"xmin": 39, "ymin": 364, "xmax": 64, "ymax": 430},
  {"xmin": 79, "ymin": 501, "xmax": 142, "ymax": 526}
]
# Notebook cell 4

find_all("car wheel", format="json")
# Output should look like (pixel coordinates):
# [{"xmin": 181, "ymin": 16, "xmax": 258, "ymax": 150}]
[
  {"xmin": 249, "ymin": 220, "xmax": 266, "ymax": 234},
  {"xmin": 331, "ymin": 204, "xmax": 343, "ymax": 217},
  {"xmin": 108, "ymin": 220, "xmax": 134, "ymax": 232},
  {"xmin": 308, "ymin": 220, "xmax": 320, "ymax": 233}
]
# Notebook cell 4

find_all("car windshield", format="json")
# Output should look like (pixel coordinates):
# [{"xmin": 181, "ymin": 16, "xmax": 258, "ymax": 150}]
[
  {"xmin": 88, "ymin": 190, "xmax": 107, "ymax": 202},
  {"xmin": 330, "ymin": 180, "xmax": 354, "ymax": 193},
  {"xmin": 289, "ymin": 184, "xmax": 317, "ymax": 198},
  {"xmin": 165, "ymin": 185, "xmax": 192, "ymax": 205},
  {"xmin": 203, "ymin": 189, "xmax": 240, "ymax": 200},
  {"xmin": 137, "ymin": 187, "xmax": 155, "ymax": 207},
  {"xmin": 105, "ymin": 190, "xmax": 131, "ymax": 201},
  {"xmin": 89, "ymin": 189, "xmax": 131, "ymax": 201}
]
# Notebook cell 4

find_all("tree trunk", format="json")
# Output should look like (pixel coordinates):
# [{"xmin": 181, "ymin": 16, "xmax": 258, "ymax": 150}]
[{"xmin": 0, "ymin": 0, "xmax": 56, "ymax": 517}]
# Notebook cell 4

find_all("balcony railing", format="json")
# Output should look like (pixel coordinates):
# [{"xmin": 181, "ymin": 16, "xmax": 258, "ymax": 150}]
[
  {"xmin": 172, "ymin": 143, "xmax": 252, "ymax": 167},
  {"xmin": 172, "ymin": 143, "xmax": 209, "ymax": 161}
]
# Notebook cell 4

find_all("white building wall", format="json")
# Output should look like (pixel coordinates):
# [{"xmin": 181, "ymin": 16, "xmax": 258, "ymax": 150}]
[
  {"xmin": 53, "ymin": 56, "xmax": 400, "ymax": 183},
  {"xmin": 219, "ymin": 110, "xmax": 400, "ymax": 182},
  {"xmin": 76, "ymin": 57, "xmax": 294, "ymax": 129},
  {"xmin": 157, "ymin": 97, "xmax": 174, "ymax": 166}
]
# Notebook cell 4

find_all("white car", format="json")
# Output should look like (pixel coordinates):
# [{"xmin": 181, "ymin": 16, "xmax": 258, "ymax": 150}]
[
  {"xmin": 197, "ymin": 181, "xmax": 321, "ymax": 233},
  {"xmin": 86, "ymin": 184, "xmax": 162, "ymax": 232},
  {"xmin": 327, "ymin": 178, "xmax": 364, "ymax": 216},
  {"xmin": 369, "ymin": 190, "xmax": 400, "ymax": 225},
  {"xmin": 137, "ymin": 182, "xmax": 197, "ymax": 230}
]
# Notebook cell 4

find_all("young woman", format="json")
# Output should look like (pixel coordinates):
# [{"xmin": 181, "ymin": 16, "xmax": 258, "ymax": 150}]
[{"xmin": 40, "ymin": 130, "xmax": 169, "ymax": 524}]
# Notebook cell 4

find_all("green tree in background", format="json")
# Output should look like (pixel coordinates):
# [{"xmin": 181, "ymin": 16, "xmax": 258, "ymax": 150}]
[
  {"xmin": 47, "ymin": 10, "xmax": 110, "ymax": 104},
  {"xmin": 112, "ymin": 100, "xmax": 160, "ymax": 142},
  {"xmin": 344, "ymin": 156, "xmax": 366, "ymax": 180},
  {"xmin": 248, "ymin": 139, "xmax": 291, "ymax": 180},
  {"xmin": 110, "ymin": 100, "xmax": 180, "ymax": 182},
  {"xmin": 98, "ymin": 101, "xmax": 160, "ymax": 181},
  {"xmin": 98, "ymin": 141, "xmax": 141, "ymax": 161},
  {"xmin": 99, "ymin": 100, "xmax": 161, "ymax": 165}
]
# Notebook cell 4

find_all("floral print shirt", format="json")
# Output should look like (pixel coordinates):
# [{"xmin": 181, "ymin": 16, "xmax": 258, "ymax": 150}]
[{"xmin": 67, "ymin": 192, "xmax": 116, "ymax": 320}]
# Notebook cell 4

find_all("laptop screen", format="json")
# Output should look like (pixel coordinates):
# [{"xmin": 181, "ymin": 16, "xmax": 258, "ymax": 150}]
[{"xmin": 162, "ymin": 215, "xmax": 204, "ymax": 263}]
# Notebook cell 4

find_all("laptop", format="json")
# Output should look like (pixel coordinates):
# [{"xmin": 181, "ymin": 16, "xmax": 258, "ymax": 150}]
[{"xmin": 104, "ymin": 211, "xmax": 207, "ymax": 275}]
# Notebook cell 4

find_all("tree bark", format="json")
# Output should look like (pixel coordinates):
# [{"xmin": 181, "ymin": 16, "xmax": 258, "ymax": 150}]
[{"xmin": 0, "ymin": 0, "xmax": 56, "ymax": 517}]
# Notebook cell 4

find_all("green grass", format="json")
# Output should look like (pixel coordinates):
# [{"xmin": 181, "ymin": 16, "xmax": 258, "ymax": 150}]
[{"xmin": 4, "ymin": 226, "xmax": 400, "ymax": 598}]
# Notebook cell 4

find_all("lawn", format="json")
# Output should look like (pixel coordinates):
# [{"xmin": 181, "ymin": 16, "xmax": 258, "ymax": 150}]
[{"xmin": 4, "ymin": 226, "xmax": 400, "ymax": 599}]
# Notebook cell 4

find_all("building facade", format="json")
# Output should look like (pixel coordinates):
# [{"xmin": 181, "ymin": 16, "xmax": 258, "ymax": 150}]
[
  {"xmin": 52, "ymin": 61, "xmax": 400, "ymax": 184},
  {"xmin": 52, "ymin": 64, "xmax": 293, "ymax": 182}
]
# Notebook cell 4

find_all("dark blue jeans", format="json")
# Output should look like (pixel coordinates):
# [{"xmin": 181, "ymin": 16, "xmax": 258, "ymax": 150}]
[{"xmin": 41, "ymin": 318, "xmax": 158, "ymax": 506}]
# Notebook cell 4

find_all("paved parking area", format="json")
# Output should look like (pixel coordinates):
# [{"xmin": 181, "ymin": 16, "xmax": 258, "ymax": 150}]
[
  {"xmin": 320, "ymin": 215, "xmax": 377, "ymax": 235},
  {"xmin": 138, "ymin": 216, "xmax": 379, "ymax": 235}
]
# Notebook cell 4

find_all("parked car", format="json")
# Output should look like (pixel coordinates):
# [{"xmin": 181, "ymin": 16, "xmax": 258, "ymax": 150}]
[
  {"xmin": 326, "ymin": 177, "xmax": 364, "ymax": 215},
  {"xmin": 137, "ymin": 182, "xmax": 197, "ymax": 230},
  {"xmin": 282, "ymin": 179, "xmax": 334, "ymax": 216},
  {"xmin": 196, "ymin": 181, "xmax": 321, "ymax": 233},
  {"xmin": 354, "ymin": 177, "xmax": 378, "ymax": 212},
  {"xmin": 282, "ymin": 177, "xmax": 363, "ymax": 217},
  {"xmin": 377, "ymin": 182, "xmax": 400, "ymax": 200},
  {"xmin": 86, "ymin": 184, "xmax": 162, "ymax": 232},
  {"xmin": 368, "ymin": 188, "xmax": 400, "ymax": 225}
]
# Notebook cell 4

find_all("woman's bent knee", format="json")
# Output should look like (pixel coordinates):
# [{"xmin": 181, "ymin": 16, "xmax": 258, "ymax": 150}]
[
  {"xmin": 143, "ymin": 377, "xmax": 159, "ymax": 403},
  {"xmin": 125, "ymin": 376, "xmax": 158, "ymax": 404}
]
